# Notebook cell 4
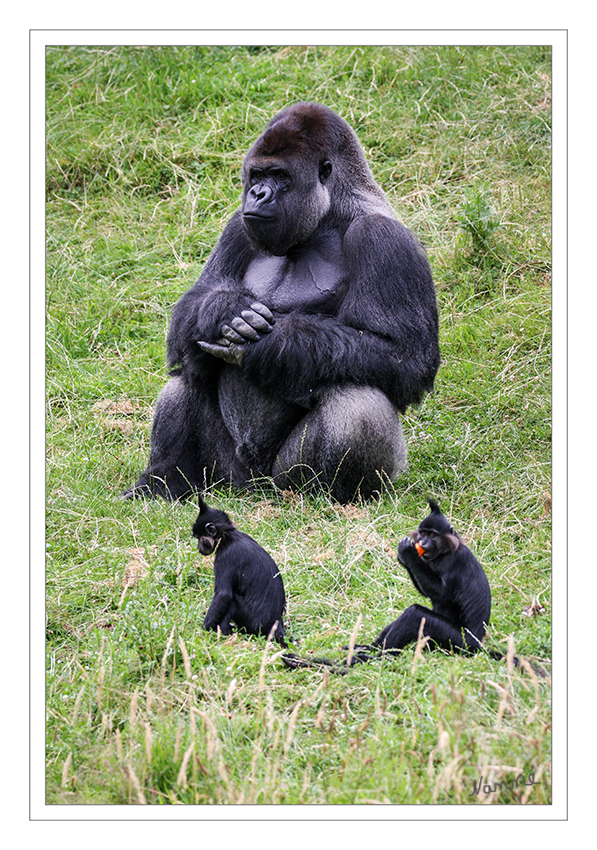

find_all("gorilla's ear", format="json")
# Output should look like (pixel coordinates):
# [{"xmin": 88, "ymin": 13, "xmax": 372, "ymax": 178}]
[{"xmin": 319, "ymin": 160, "xmax": 332, "ymax": 183}]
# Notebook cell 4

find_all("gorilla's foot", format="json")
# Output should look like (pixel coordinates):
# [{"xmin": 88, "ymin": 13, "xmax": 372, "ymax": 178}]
[{"xmin": 121, "ymin": 471, "xmax": 196, "ymax": 502}]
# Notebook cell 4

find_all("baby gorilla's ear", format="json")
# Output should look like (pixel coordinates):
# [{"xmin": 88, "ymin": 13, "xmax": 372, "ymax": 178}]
[{"xmin": 443, "ymin": 533, "xmax": 461, "ymax": 553}]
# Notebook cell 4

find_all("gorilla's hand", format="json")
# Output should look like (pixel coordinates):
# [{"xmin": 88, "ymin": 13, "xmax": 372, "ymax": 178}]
[
  {"xmin": 198, "ymin": 337, "xmax": 246, "ymax": 366},
  {"xmin": 220, "ymin": 302, "xmax": 275, "ymax": 343},
  {"xmin": 397, "ymin": 537, "xmax": 416, "ymax": 566},
  {"xmin": 198, "ymin": 303, "xmax": 274, "ymax": 366}
]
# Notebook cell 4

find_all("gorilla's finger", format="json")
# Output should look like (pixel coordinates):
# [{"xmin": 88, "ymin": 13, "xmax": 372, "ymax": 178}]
[
  {"xmin": 241, "ymin": 308, "xmax": 275, "ymax": 334},
  {"xmin": 198, "ymin": 340, "xmax": 245, "ymax": 366},
  {"xmin": 230, "ymin": 316, "xmax": 261, "ymax": 341},
  {"xmin": 221, "ymin": 324, "xmax": 246, "ymax": 344},
  {"xmin": 249, "ymin": 302, "xmax": 275, "ymax": 325}
]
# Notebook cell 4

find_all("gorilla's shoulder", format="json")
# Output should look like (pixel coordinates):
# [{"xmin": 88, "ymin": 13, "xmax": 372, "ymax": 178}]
[{"xmin": 343, "ymin": 212, "xmax": 419, "ymax": 251}]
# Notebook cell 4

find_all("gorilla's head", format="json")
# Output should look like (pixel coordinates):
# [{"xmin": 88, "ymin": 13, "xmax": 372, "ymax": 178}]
[
  {"xmin": 240, "ymin": 102, "xmax": 384, "ymax": 256},
  {"xmin": 192, "ymin": 496, "xmax": 233, "ymax": 556}
]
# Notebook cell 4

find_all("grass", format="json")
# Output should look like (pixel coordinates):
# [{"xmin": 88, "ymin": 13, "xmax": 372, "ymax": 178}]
[{"xmin": 45, "ymin": 44, "xmax": 551, "ymax": 806}]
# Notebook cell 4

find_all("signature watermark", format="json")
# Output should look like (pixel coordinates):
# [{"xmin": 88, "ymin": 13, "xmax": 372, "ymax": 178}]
[{"xmin": 469, "ymin": 771, "xmax": 540, "ymax": 798}]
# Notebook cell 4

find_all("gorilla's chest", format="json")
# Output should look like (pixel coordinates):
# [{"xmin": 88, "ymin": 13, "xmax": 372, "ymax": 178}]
[{"xmin": 243, "ymin": 233, "xmax": 348, "ymax": 312}]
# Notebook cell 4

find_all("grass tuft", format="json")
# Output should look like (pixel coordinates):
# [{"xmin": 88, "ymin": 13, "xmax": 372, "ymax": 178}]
[{"xmin": 46, "ymin": 44, "xmax": 551, "ymax": 805}]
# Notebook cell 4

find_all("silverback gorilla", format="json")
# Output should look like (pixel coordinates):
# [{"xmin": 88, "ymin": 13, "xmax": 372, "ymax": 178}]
[{"xmin": 124, "ymin": 103, "xmax": 440, "ymax": 503}]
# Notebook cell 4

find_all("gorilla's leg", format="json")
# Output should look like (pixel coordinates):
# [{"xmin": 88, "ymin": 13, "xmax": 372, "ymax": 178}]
[
  {"xmin": 272, "ymin": 385, "xmax": 407, "ymax": 501},
  {"xmin": 373, "ymin": 604, "xmax": 479, "ymax": 655},
  {"xmin": 217, "ymin": 367, "xmax": 303, "ymax": 477},
  {"xmin": 123, "ymin": 376, "xmax": 247, "ymax": 500}
]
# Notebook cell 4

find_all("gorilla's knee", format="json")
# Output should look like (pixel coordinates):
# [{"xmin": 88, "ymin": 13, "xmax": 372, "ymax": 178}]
[
  {"xmin": 273, "ymin": 386, "xmax": 407, "ymax": 500},
  {"xmin": 318, "ymin": 386, "xmax": 407, "ymax": 481}
]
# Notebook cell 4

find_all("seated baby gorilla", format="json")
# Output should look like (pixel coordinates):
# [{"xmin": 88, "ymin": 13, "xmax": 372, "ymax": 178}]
[
  {"xmin": 193, "ymin": 496, "xmax": 286, "ymax": 645},
  {"xmin": 365, "ymin": 499, "xmax": 491, "ymax": 658},
  {"xmin": 124, "ymin": 102, "xmax": 439, "ymax": 503},
  {"xmin": 283, "ymin": 499, "xmax": 491, "ymax": 671}
]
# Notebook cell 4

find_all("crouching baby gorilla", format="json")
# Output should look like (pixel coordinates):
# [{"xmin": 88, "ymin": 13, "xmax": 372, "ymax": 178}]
[
  {"xmin": 193, "ymin": 496, "xmax": 286, "ymax": 645},
  {"xmin": 282, "ymin": 500, "xmax": 492, "ymax": 672},
  {"xmin": 125, "ymin": 102, "xmax": 440, "ymax": 503}
]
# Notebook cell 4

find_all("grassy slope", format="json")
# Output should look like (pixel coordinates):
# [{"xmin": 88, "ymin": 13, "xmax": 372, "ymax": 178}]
[{"xmin": 45, "ymin": 45, "xmax": 551, "ymax": 805}]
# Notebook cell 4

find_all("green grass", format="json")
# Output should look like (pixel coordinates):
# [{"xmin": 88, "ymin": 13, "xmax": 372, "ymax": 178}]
[{"xmin": 46, "ymin": 45, "xmax": 551, "ymax": 806}]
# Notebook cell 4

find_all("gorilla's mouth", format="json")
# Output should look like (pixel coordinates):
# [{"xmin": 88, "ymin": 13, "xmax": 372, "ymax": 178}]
[
  {"xmin": 199, "ymin": 536, "xmax": 216, "ymax": 556},
  {"xmin": 243, "ymin": 212, "xmax": 275, "ymax": 221}
]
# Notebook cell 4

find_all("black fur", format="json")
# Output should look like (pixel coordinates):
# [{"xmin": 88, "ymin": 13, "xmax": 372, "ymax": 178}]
[
  {"xmin": 124, "ymin": 103, "xmax": 440, "ymax": 502},
  {"xmin": 283, "ymin": 499, "xmax": 491, "ymax": 670},
  {"xmin": 371, "ymin": 499, "xmax": 491, "ymax": 656},
  {"xmin": 193, "ymin": 497, "xmax": 286, "ymax": 645}
]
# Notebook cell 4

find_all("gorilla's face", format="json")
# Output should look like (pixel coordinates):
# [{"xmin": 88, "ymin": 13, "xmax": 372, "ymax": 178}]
[
  {"xmin": 241, "ymin": 154, "xmax": 332, "ymax": 256},
  {"xmin": 192, "ymin": 518, "xmax": 218, "ymax": 556}
]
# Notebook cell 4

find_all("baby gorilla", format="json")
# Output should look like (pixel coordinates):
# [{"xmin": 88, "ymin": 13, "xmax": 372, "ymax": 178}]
[
  {"xmin": 193, "ymin": 496, "xmax": 286, "ymax": 645},
  {"xmin": 283, "ymin": 499, "xmax": 491, "ymax": 671},
  {"xmin": 367, "ymin": 498, "xmax": 491, "ymax": 657}
]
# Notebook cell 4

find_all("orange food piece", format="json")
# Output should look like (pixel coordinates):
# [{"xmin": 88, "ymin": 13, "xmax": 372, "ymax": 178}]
[{"xmin": 415, "ymin": 542, "xmax": 425, "ymax": 557}]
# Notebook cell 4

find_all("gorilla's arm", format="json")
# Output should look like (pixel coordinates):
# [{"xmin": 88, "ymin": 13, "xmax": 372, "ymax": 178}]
[
  {"xmin": 241, "ymin": 215, "xmax": 440, "ymax": 411},
  {"xmin": 166, "ymin": 213, "xmax": 259, "ymax": 373},
  {"xmin": 397, "ymin": 537, "xmax": 444, "ymax": 601}
]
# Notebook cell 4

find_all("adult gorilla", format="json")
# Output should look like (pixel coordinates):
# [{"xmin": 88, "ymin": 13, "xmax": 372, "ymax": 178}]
[{"xmin": 125, "ymin": 103, "xmax": 440, "ymax": 503}]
